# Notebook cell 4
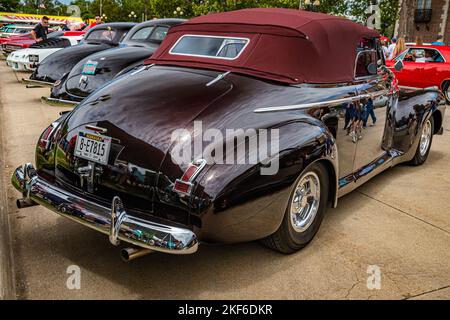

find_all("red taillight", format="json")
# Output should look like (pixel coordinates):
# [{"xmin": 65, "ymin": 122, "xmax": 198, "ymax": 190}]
[
  {"xmin": 181, "ymin": 164, "xmax": 199, "ymax": 182},
  {"xmin": 173, "ymin": 180, "xmax": 191, "ymax": 194},
  {"xmin": 173, "ymin": 160, "xmax": 207, "ymax": 196}
]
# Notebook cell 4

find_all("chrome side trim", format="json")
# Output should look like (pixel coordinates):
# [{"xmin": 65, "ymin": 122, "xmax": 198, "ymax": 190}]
[
  {"xmin": 206, "ymin": 71, "xmax": 231, "ymax": 87},
  {"xmin": 22, "ymin": 78, "xmax": 54, "ymax": 88},
  {"xmin": 12, "ymin": 164, "xmax": 199, "ymax": 255},
  {"xmin": 399, "ymin": 85, "xmax": 440, "ymax": 92},
  {"xmin": 254, "ymin": 90, "xmax": 388, "ymax": 113},
  {"xmin": 41, "ymin": 97, "xmax": 78, "ymax": 107}
]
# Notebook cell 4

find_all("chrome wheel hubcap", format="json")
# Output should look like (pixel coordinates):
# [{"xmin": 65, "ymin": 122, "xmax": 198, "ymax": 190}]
[
  {"xmin": 290, "ymin": 172, "xmax": 321, "ymax": 233},
  {"xmin": 419, "ymin": 119, "xmax": 432, "ymax": 156}
]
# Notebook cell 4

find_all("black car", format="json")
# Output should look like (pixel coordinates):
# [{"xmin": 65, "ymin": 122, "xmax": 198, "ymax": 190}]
[
  {"xmin": 25, "ymin": 22, "xmax": 136, "ymax": 87},
  {"xmin": 46, "ymin": 19, "xmax": 185, "ymax": 106}
]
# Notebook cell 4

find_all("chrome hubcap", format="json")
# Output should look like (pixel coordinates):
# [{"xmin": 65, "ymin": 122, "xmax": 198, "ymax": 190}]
[
  {"xmin": 446, "ymin": 87, "xmax": 450, "ymax": 102},
  {"xmin": 290, "ymin": 172, "xmax": 321, "ymax": 233},
  {"xmin": 419, "ymin": 120, "xmax": 432, "ymax": 157}
]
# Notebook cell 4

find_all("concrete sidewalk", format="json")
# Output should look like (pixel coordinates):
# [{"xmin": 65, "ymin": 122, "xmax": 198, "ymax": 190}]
[{"xmin": 1, "ymin": 63, "xmax": 449, "ymax": 300}]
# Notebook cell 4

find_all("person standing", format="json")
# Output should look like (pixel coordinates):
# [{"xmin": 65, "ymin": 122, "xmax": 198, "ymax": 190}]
[
  {"xmin": 387, "ymin": 37, "xmax": 397, "ymax": 60},
  {"xmin": 381, "ymin": 40, "xmax": 389, "ymax": 59},
  {"xmin": 363, "ymin": 98, "xmax": 376, "ymax": 128},
  {"xmin": 432, "ymin": 35, "xmax": 445, "ymax": 46},
  {"xmin": 89, "ymin": 16, "xmax": 103, "ymax": 29},
  {"xmin": 31, "ymin": 16, "xmax": 50, "ymax": 43},
  {"xmin": 391, "ymin": 37, "xmax": 406, "ymax": 60}
]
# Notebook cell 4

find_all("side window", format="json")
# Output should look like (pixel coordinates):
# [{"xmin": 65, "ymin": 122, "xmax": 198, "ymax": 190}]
[
  {"xmin": 150, "ymin": 26, "xmax": 169, "ymax": 41},
  {"xmin": 131, "ymin": 27, "xmax": 154, "ymax": 41},
  {"xmin": 355, "ymin": 50, "xmax": 378, "ymax": 78},
  {"xmin": 405, "ymin": 48, "xmax": 445, "ymax": 63}
]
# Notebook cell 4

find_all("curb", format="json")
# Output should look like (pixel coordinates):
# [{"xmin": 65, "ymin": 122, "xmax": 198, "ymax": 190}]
[{"xmin": 0, "ymin": 81, "xmax": 16, "ymax": 300}]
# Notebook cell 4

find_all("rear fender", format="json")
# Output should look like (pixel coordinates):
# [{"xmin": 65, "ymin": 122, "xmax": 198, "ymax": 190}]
[{"xmin": 193, "ymin": 120, "xmax": 338, "ymax": 243}]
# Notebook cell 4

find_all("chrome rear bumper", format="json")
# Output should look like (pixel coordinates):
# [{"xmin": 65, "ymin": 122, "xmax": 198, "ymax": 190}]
[
  {"xmin": 22, "ymin": 78, "xmax": 54, "ymax": 88},
  {"xmin": 41, "ymin": 96, "xmax": 78, "ymax": 107},
  {"xmin": 11, "ymin": 164, "xmax": 199, "ymax": 255}
]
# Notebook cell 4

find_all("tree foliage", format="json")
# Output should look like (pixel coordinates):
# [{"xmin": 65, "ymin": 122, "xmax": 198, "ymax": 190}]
[
  {"xmin": 2, "ymin": 0, "xmax": 399, "ymax": 35},
  {"xmin": 0, "ymin": 0, "xmax": 21, "ymax": 12}
]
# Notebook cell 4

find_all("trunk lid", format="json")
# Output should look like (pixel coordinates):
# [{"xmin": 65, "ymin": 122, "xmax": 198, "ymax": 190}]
[{"xmin": 54, "ymin": 67, "xmax": 232, "ymax": 225}]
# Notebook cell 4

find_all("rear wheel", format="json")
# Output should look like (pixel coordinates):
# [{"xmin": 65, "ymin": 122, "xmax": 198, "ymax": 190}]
[
  {"xmin": 261, "ymin": 163, "xmax": 329, "ymax": 254},
  {"xmin": 409, "ymin": 117, "xmax": 434, "ymax": 166}
]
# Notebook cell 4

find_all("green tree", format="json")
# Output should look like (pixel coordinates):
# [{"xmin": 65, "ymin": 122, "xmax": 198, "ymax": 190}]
[{"xmin": 0, "ymin": 0, "xmax": 21, "ymax": 11}]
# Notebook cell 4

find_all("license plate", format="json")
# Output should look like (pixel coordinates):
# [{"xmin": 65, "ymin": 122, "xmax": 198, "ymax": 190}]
[
  {"xmin": 74, "ymin": 132, "xmax": 111, "ymax": 165},
  {"xmin": 82, "ymin": 61, "xmax": 98, "ymax": 75}
]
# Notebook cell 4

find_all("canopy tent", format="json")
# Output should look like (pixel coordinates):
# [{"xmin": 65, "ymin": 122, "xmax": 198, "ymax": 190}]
[{"xmin": 0, "ymin": 12, "xmax": 83, "ymax": 26}]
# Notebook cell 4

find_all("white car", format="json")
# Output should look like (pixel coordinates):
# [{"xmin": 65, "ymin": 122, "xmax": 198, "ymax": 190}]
[{"xmin": 6, "ymin": 35, "xmax": 83, "ymax": 72}]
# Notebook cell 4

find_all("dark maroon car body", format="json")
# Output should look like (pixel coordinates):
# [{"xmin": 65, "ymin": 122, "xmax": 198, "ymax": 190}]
[{"xmin": 12, "ymin": 9, "xmax": 446, "ymax": 257}]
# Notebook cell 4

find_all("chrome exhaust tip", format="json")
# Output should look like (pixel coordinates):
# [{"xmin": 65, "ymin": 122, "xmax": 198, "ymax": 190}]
[
  {"xmin": 121, "ymin": 247, "xmax": 154, "ymax": 262},
  {"xmin": 16, "ymin": 198, "xmax": 38, "ymax": 209}
]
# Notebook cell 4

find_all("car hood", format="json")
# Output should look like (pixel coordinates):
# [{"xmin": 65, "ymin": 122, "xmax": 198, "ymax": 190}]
[
  {"xmin": 30, "ymin": 42, "xmax": 116, "ymax": 83},
  {"xmin": 64, "ymin": 46, "xmax": 157, "ymax": 98},
  {"xmin": 7, "ymin": 48, "xmax": 31, "ymax": 57}
]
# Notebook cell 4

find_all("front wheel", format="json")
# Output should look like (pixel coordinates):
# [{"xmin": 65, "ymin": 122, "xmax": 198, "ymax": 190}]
[
  {"xmin": 409, "ymin": 117, "xmax": 434, "ymax": 166},
  {"xmin": 261, "ymin": 163, "xmax": 329, "ymax": 254}
]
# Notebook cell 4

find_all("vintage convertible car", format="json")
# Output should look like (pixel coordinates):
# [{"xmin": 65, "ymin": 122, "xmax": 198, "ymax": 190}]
[
  {"xmin": 12, "ymin": 9, "xmax": 445, "ymax": 261},
  {"xmin": 45, "ymin": 19, "xmax": 185, "ymax": 106},
  {"xmin": 25, "ymin": 23, "xmax": 136, "ymax": 87},
  {"xmin": 387, "ymin": 45, "xmax": 450, "ymax": 103},
  {"xmin": 6, "ymin": 32, "xmax": 85, "ymax": 72}
]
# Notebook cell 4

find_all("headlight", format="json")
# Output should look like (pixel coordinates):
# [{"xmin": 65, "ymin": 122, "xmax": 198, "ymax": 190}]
[{"xmin": 29, "ymin": 55, "xmax": 39, "ymax": 63}]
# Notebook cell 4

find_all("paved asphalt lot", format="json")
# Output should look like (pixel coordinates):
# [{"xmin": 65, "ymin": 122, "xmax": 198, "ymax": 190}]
[{"xmin": 0, "ymin": 62, "xmax": 449, "ymax": 300}]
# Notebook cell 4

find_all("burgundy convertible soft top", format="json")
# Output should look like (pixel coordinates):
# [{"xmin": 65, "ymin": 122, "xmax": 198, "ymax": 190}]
[{"xmin": 145, "ymin": 8, "xmax": 380, "ymax": 84}]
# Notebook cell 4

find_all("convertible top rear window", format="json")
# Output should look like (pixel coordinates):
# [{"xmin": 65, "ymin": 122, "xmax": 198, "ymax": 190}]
[{"xmin": 169, "ymin": 35, "xmax": 249, "ymax": 60}]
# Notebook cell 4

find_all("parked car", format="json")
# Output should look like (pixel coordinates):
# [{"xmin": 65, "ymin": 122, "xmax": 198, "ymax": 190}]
[
  {"xmin": 0, "ymin": 34, "xmax": 34, "ymax": 57},
  {"xmin": 12, "ymin": 9, "xmax": 445, "ymax": 260},
  {"xmin": 6, "ymin": 31, "xmax": 85, "ymax": 72},
  {"xmin": 387, "ymin": 45, "xmax": 450, "ymax": 102},
  {"xmin": 26, "ymin": 23, "xmax": 136, "ymax": 87},
  {"xmin": 45, "ymin": 19, "xmax": 185, "ymax": 106},
  {"xmin": 0, "ymin": 24, "xmax": 33, "ymax": 38},
  {"xmin": 0, "ymin": 31, "xmax": 65, "ymax": 58}
]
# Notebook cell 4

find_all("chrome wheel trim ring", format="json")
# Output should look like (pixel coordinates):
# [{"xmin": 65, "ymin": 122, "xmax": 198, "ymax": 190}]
[
  {"xmin": 289, "ymin": 172, "xmax": 321, "ymax": 233},
  {"xmin": 419, "ymin": 119, "xmax": 432, "ymax": 157},
  {"xmin": 446, "ymin": 86, "xmax": 450, "ymax": 102}
]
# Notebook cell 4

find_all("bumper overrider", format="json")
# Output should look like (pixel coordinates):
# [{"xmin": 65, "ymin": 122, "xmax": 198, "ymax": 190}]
[{"xmin": 12, "ymin": 164, "xmax": 199, "ymax": 255}]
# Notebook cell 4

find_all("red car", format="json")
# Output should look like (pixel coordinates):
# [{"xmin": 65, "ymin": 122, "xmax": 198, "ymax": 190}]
[
  {"xmin": 387, "ymin": 45, "xmax": 450, "ymax": 102},
  {"xmin": 0, "ymin": 35, "xmax": 34, "ymax": 55}
]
